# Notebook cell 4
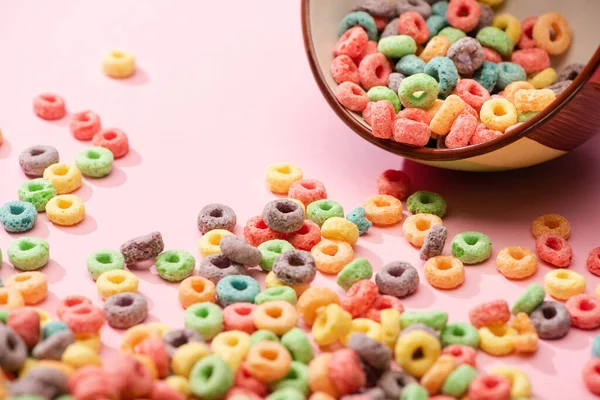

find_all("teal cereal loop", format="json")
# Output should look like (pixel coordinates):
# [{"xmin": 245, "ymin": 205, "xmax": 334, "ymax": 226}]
[
  {"xmin": 432, "ymin": 1, "xmax": 449, "ymax": 17},
  {"xmin": 259, "ymin": 240, "xmax": 295, "ymax": 272},
  {"xmin": 74, "ymin": 146, "xmax": 114, "ymax": 178},
  {"xmin": 593, "ymin": 335, "xmax": 600, "ymax": 358},
  {"xmin": 367, "ymin": 86, "xmax": 401, "ymax": 113},
  {"xmin": 476, "ymin": 27, "xmax": 514, "ymax": 57},
  {"xmin": 398, "ymin": 73, "xmax": 439, "ymax": 109},
  {"xmin": 396, "ymin": 55, "xmax": 427, "ymax": 77},
  {"xmin": 266, "ymin": 388, "xmax": 306, "ymax": 400},
  {"xmin": 18, "ymin": 178, "xmax": 56, "ymax": 212},
  {"xmin": 156, "ymin": 250, "xmax": 196, "ymax": 282},
  {"xmin": 184, "ymin": 302, "xmax": 223, "ymax": 340},
  {"xmin": 401, "ymin": 310, "xmax": 448, "ymax": 330},
  {"xmin": 281, "ymin": 327, "xmax": 314, "ymax": 364},
  {"xmin": 346, "ymin": 207, "xmax": 371, "ymax": 235},
  {"xmin": 0, "ymin": 201, "xmax": 37, "ymax": 233},
  {"xmin": 250, "ymin": 330, "xmax": 280, "ymax": 347},
  {"xmin": 336, "ymin": 257, "xmax": 373, "ymax": 291},
  {"xmin": 438, "ymin": 27, "xmax": 466, "ymax": 44},
  {"xmin": 442, "ymin": 365, "xmax": 477, "ymax": 398},
  {"xmin": 423, "ymin": 57, "xmax": 459, "ymax": 97},
  {"xmin": 427, "ymin": 15, "xmax": 448, "ymax": 39},
  {"xmin": 511, "ymin": 283, "xmax": 545, "ymax": 315},
  {"xmin": 42, "ymin": 321, "xmax": 69, "ymax": 340},
  {"xmin": 216, "ymin": 275, "xmax": 261, "ymax": 307},
  {"xmin": 401, "ymin": 383, "xmax": 429, "ymax": 400},
  {"xmin": 451, "ymin": 232, "xmax": 492, "ymax": 264},
  {"xmin": 189, "ymin": 354, "xmax": 234, "ymax": 400},
  {"xmin": 378, "ymin": 35, "xmax": 417, "ymax": 59},
  {"xmin": 473, "ymin": 61, "xmax": 499, "ymax": 93},
  {"xmin": 306, "ymin": 200, "xmax": 344, "ymax": 227},
  {"xmin": 86, "ymin": 248, "xmax": 125, "ymax": 280},
  {"xmin": 8, "ymin": 237, "xmax": 49, "ymax": 271},
  {"xmin": 496, "ymin": 62, "xmax": 527, "ymax": 90},
  {"xmin": 441, "ymin": 322, "xmax": 480, "ymax": 348},
  {"xmin": 338, "ymin": 11, "xmax": 378, "ymax": 41},
  {"xmin": 407, "ymin": 191, "xmax": 447, "ymax": 217},
  {"xmin": 269, "ymin": 361, "xmax": 309, "ymax": 394},
  {"xmin": 255, "ymin": 286, "xmax": 298, "ymax": 305}
]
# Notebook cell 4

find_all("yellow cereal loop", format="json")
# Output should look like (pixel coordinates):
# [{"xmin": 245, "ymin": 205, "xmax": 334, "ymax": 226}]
[
  {"xmin": 544, "ymin": 269, "xmax": 586, "ymax": 301},
  {"xmin": 74, "ymin": 333, "xmax": 101, "ymax": 353},
  {"xmin": 363, "ymin": 195, "xmax": 403, "ymax": 226},
  {"xmin": 18, "ymin": 358, "xmax": 39, "ymax": 378},
  {"xmin": 45, "ymin": 194, "xmax": 85, "ymax": 226},
  {"xmin": 527, "ymin": 68, "xmax": 558, "ymax": 89},
  {"xmin": 265, "ymin": 163, "xmax": 303, "ymax": 194},
  {"xmin": 480, "ymin": 98, "xmax": 518, "ymax": 132},
  {"xmin": 96, "ymin": 269, "xmax": 138, "ymax": 300},
  {"xmin": 61, "ymin": 342, "xmax": 102, "ymax": 369},
  {"xmin": 103, "ymin": 49, "xmax": 136, "ymax": 79},
  {"xmin": 479, "ymin": 324, "xmax": 517, "ymax": 356},
  {"xmin": 145, "ymin": 322, "xmax": 172, "ymax": 336},
  {"xmin": 430, "ymin": 95, "xmax": 466, "ymax": 136},
  {"xmin": 198, "ymin": 229, "xmax": 235, "ymax": 257},
  {"xmin": 311, "ymin": 239, "xmax": 354, "ymax": 274},
  {"xmin": 171, "ymin": 341, "xmax": 211, "ymax": 377},
  {"xmin": 402, "ymin": 213, "xmax": 443, "ymax": 248},
  {"xmin": 395, "ymin": 330, "xmax": 441, "ymax": 378},
  {"xmin": 265, "ymin": 271, "xmax": 310, "ymax": 297},
  {"xmin": 380, "ymin": 308, "xmax": 401, "ymax": 350},
  {"xmin": 312, "ymin": 303, "xmax": 352, "ymax": 346},
  {"xmin": 43, "ymin": 163, "xmax": 82, "ymax": 194},
  {"xmin": 503, "ymin": 81, "xmax": 535, "ymax": 104},
  {"xmin": 135, "ymin": 354, "xmax": 159, "ymax": 379},
  {"xmin": 320, "ymin": 217, "xmax": 359, "ymax": 245},
  {"xmin": 211, "ymin": 330, "xmax": 250, "ymax": 371},
  {"xmin": 478, "ymin": 0, "xmax": 504, "ymax": 7},
  {"xmin": 426, "ymin": 99, "xmax": 445, "ymax": 122},
  {"xmin": 490, "ymin": 366, "xmax": 532, "ymax": 398},
  {"xmin": 29, "ymin": 360, "xmax": 75, "ymax": 378},
  {"xmin": 420, "ymin": 36, "xmax": 451, "ymax": 63},
  {"xmin": 165, "ymin": 375, "xmax": 191, "ymax": 397},
  {"xmin": 493, "ymin": 13, "xmax": 522, "ymax": 45},
  {"xmin": 341, "ymin": 318, "xmax": 382, "ymax": 345}
]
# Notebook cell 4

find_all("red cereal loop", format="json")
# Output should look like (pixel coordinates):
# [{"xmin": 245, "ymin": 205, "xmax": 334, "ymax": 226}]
[
  {"xmin": 353, "ymin": 41, "xmax": 379, "ymax": 65},
  {"xmin": 397, "ymin": 108, "xmax": 431, "ymax": 125},
  {"xmin": 33, "ymin": 93, "xmax": 67, "ymax": 120},
  {"xmin": 69, "ymin": 111, "xmax": 102, "ymax": 140},
  {"xmin": 57, "ymin": 295, "xmax": 93, "ymax": 319},
  {"xmin": 470, "ymin": 124, "xmax": 503, "ymax": 145},
  {"xmin": 223, "ymin": 302, "xmax": 257, "ymax": 334},
  {"xmin": 446, "ymin": 0, "xmax": 481, "ymax": 32},
  {"xmin": 61, "ymin": 303, "xmax": 105, "ymax": 334},
  {"xmin": 106, "ymin": 353, "xmax": 154, "ymax": 399},
  {"xmin": 365, "ymin": 295, "xmax": 405, "ymax": 322},
  {"xmin": 483, "ymin": 47, "xmax": 502, "ymax": 63},
  {"xmin": 442, "ymin": 344, "xmax": 477, "ymax": 367},
  {"xmin": 376, "ymin": 170, "xmax": 411, "ymax": 200},
  {"xmin": 334, "ymin": 26, "xmax": 368, "ymax": 59},
  {"xmin": 151, "ymin": 381, "xmax": 186, "ymax": 400},
  {"xmin": 393, "ymin": 118, "xmax": 431, "ymax": 147},
  {"xmin": 511, "ymin": 48, "xmax": 551, "ymax": 74},
  {"xmin": 244, "ymin": 216, "xmax": 285, "ymax": 247},
  {"xmin": 69, "ymin": 366, "xmax": 120, "ymax": 400},
  {"xmin": 446, "ymin": 112, "xmax": 478, "ymax": 149},
  {"xmin": 468, "ymin": 299, "xmax": 511, "ymax": 329},
  {"xmin": 331, "ymin": 55, "xmax": 360, "ymax": 85},
  {"xmin": 468, "ymin": 374, "xmax": 511, "ymax": 400},
  {"xmin": 226, "ymin": 388, "xmax": 263, "ymax": 400},
  {"xmin": 335, "ymin": 82, "xmax": 370, "ymax": 112},
  {"xmin": 370, "ymin": 101, "xmax": 396, "ymax": 139},
  {"xmin": 136, "ymin": 336, "xmax": 170, "ymax": 378},
  {"xmin": 584, "ymin": 358, "xmax": 600, "ymax": 396},
  {"xmin": 7, "ymin": 308, "xmax": 40, "ymax": 349},
  {"xmin": 519, "ymin": 16, "xmax": 538, "ymax": 49},
  {"xmin": 358, "ymin": 53, "xmax": 392, "ymax": 90},
  {"xmin": 373, "ymin": 16, "xmax": 389, "ymax": 31},
  {"xmin": 286, "ymin": 220, "xmax": 322, "ymax": 251},
  {"xmin": 288, "ymin": 179, "xmax": 327, "ymax": 207},
  {"xmin": 566, "ymin": 294, "xmax": 600, "ymax": 330},
  {"xmin": 455, "ymin": 79, "xmax": 491, "ymax": 113},
  {"xmin": 341, "ymin": 280, "xmax": 378, "ymax": 318},
  {"xmin": 234, "ymin": 364, "xmax": 269, "ymax": 396},
  {"xmin": 92, "ymin": 128, "xmax": 130, "ymax": 158},
  {"xmin": 397, "ymin": 12, "xmax": 429, "ymax": 45},
  {"xmin": 328, "ymin": 349, "xmax": 366, "ymax": 395},
  {"xmin": 363, "ymin": 100, "xmax": 396, "ymax": 126},
  {"xmin": 535, "ymin": 234, "xmax": 573, "ymax": 268},
  {"xmin": 587, "ymin": 247, "xmax": 600, "ymax": 276}
]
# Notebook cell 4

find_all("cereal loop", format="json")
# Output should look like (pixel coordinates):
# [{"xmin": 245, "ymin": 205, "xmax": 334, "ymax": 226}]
[
  {"xmin": 312, "ymin": 303, "xmax": 352, "ymax": 346},
  {"xmin": 46, "ymin": 195, "xmax": 85, "ymax": 226},
  {"xmin": 545, "ymin": 269, "xmax": 585, "ymax": 301},
  {"xmin": 311, "ymin": 239, "xmax": 354, "ymax": 274},
  {"xmin": 402, "ymin": 213, "xmax": 443, "ymax": 248},
  {"xmin": 480, "ymin": 98, "xmax": 518, "ymax": 132},
  {"xmin": 531, "ymin": 214, "xmax": 570, "ymax": 239},
  {"xmin": 424, "ymin": 256, "xmax": 465, "ymax": 290},
  {"xmin": 265, "ymin": 163, "xmax": 303, "ymax": 194},
  {"xmin": 364, "ymin": 194, "xmax": 403, "ymax": 226},
  {"xmin": 96, "ymin": 269, "xmax": 139, "ymax": 300},
  {"xmin": 532, "ymin": 12, "xmax": 572, "ymax": 55},
  {"xmin": 103, "ymin": 49, "xmax": 136, "ymax": 78},
  {"xmin": 395, "ymin": 330, "xmax": 441, "ymax": 378},
  {"xmin": 496, "ymin": 246, "xmax": 538, "ymax": 280}
]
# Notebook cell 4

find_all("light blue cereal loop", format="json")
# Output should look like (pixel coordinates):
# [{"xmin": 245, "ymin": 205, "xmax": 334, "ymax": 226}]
[
  {"xmin": 338, "ymin": 11, "xmax": 378, "ymax": 41},
  {"xmin": 424, "ymin": 57, "xmax": 459, "ymax": 97}
]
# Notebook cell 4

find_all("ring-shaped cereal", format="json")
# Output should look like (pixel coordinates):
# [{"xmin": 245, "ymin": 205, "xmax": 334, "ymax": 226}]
[
  {"xmin": 252, "ymin": 301, "xmax": 298, "ymax": 336},
  {"xmin": 424, "ymin": 256, "xmax": 465, "ymax": 290},
  {"xmin": 420, "ymin": 354, "xmax": 458, "ymax": 395},
  {"xmin": 308, "ymin": 354, "xmax": 340, "ymax": 398},
  {"xmin": 496, "ymin": 246, "xmax": 538, "ymax": 279},
  {"xmin": 223, "ymin": 303, "xmax": 256, "ymax": 334},
  {"xmin": 310, "ymin": 239, "xmax": 354, "ymax": 274},
  {"xmin": 489, "ymin": 366, "xmax": 532, "ymax": 398},
  {"xmin": 198, "ymin": 229, "xmax": 235, "ymax": 257},
  {"xmin": 96, "ymin": 269, "xmax": 139, "ymax": 300},
  {"xmin": 380, "ymin": 308, "xmax": 401, "ymax": 350},
  {"xmin": 61, "ymin": 303, "xmax": 105, "ymax": 334},
  {"xmin": 211, "ymin": 330, "xmax": 251, "ymax": 371},
  {"xmin": 56, "ymin": 295, "xmax": 92, "ymax": 320},
  {"xmin": 45, "ymin": 195, "xmax": 85, "ymax": 226},
  {"xmin": 363, "ymin": 195, "xmax": 403, "ymax": 226},
  {"xmin": 531, "ymin": 213, "xmax": 571, "ymax": 239},
  {"xmin": 503, "ymin": 81, "xmax": 535, "ymax": 104},
  {"xmin": 171, "ymin": 341, "xmax": 210, "ymax": 377},
  {"xmin": 365, "ymin": 295, "xmax": 404, "ymax": 322},
  {"xmin": 102, "ymin": 49, "xmax": 136, "ymax": 78},
  {"xmin": 320, "ymin": 217, "xmax": 359, "ymax": 246},
  {"xmin": 42, "ymin": 163, "xmax": 82, "ymax": 195},
  {"xmin": 492, "ymin": 13, "xmax": 522, "ymax": 45},
  {"xmin": 528, "ymin": 67, "xmax": 557, "ymax": 89},
  {"xmin": 245, "ymin": 341, "xmax": 292, "ymax": 382},
  {"xmin": 297, "ymin": 287, "xmax": 340, "ymax": 326},
  {"xmin": 121, "ymin": 324, "xmax": 163, "ymax": 353},
  {"xmin": 395, "ymin": 330, "xmax": 441, "ymax": 378},
  {"xmin": 514, "ymin": 88, "xmax": 556, "ymax": 114},
  {"xmin": 532, "ymin": 12, "xmax": 572, "ymax": 56},
  {"xmin": 265, "ymin": 271, "xmax": 310, "ymax": 297},
  {"xmin": 402, "ymin": 213, "xmax": 443, "ymax": 248},
  {"xmin": 446, "ymin": 0, "xmax": 480, "ymax": 32},
  {"xmin": 398, "ymin": 73, "xmax": 439, "ymax": 109},
  {"xmin": 341, "ymin": 318, "xmax": 382, "ymax": 345},
  {"xmin": 341, "ymin": 280, "xmax": 378, "ymax": 317},
  {"xmin": 33, "ymin": 93, "xmax": 67, "ymax": 120},
  {"xmin": 0, "ymin": 287, "xmax": 25, "ymax": 309},
  {"xmin": 429, "ymin": 94, "xmax": 465, "ymax": 136},
  {"xmin": 265, "ymin": 163, "xmax": 303, "ymax": 194},
  {"xmin": 4, "ymin": 271, "xmax": 48, "ymax": 305},
  {"xmin": 509, "ymin": 313, "xmax": 538, "ymax": 353},
  {"xmin": 312, "ymin": 303, "xmax": 352, "ymax": 346},
  {"xmin": 178, "ymin": 276, "xmax": 216, "ymax": 309},
  {"xmin": 545, "ymin": 269, "xmax": 586, "ymax": 301},
  {"xmin": 480, "ymin": 98, "xmax": 518, "ymax": 133},
  {"xmin": 92, "ymin": 128, "xmax": 130, "ymax": 159},
  {"xmin": 478, "ymin": 324, "xmax": 517, "ymax": 356}
]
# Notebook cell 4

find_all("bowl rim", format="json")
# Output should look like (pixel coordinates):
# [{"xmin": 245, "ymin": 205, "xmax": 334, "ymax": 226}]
[{"xmin": 301, "ymin": 0, "xmax": 600, "ymax": 161}]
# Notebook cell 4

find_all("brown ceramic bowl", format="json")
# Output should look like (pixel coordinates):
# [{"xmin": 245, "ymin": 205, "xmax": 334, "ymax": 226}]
[{"xmin": 302, "ymin": 0, "xmax": 600, "ymax": 171}]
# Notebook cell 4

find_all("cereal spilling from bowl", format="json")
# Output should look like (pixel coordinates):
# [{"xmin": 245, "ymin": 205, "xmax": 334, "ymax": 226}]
[{"xmin": 331, "ymin": 0, "xmax": 584, "ymax": 149}]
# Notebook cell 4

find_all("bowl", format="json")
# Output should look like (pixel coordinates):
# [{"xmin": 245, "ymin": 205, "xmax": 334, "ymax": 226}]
[{"xmin": 302, "ymin": 0, "xmax": 600, "ymax": 171}]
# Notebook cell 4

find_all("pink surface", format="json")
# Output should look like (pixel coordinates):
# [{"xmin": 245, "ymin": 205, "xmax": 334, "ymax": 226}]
[{"xmin": 0, "ymin": 1, "xmax": 599, "ymax": 398}]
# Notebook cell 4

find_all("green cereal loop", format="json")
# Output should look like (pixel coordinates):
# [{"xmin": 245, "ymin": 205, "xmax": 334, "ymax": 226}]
[
  {"xmin": 398, "ymin": 73, "xmax": 439, "ymax": 109},
  {"xmin": 156, "ymin": 250, "xmax": 196, "ymax": 282},
  {"xmin": 281, "ymin": 328, "xmax": 314, "ymax": 364},
  {"xmin": 18, "ymin": 178, "xmax": 56, "ymax": 212},
  {"xmin": 86, "ymin": 249, "xmax": 125, "ymax": 280},
  {"xmin": 401, "ymin": 383, "xmax": 429, "ymax": 400},
  {"xmin": 9, "ymin": 396, "xmax": 46, "ymax": 400},
  {"xmin": 367, "ymin": 86, "xmax": 401, "ymax": 113},
  {"xmin": 338, "ymin": 11, "xmax": 378, "ymax": 41},
  {"xmin": 0, "ymin": 310, "xmax": 9, "ymax": 324},
  {"xmin": 407, "ymin": 191, "xmax": 447, "ymax": 217},
  {"xmin": 336, "ymin": 258, "xmax": 373, "ymax": 291},
  {"xmin": 378, "ymin": 35, "xmax": 417, "ymax": 59},
  {"xmin": 7, "ymin": 237, "xmax": 49, "ymax": 271},
  {"xmin": 250, "ymin": 330, "xmax": 280, "ymax": 347},
  {"xmin": 396, "ymin": 55, "xmax": 426, "ymax": 77},
  {"xmin": 473, "ymin": 61, "xmax": 499, "ymax": 93},
  {"xmin": 184, "ymin": 302, "xmax": 223, "ymax": 340},
  {"xmin": 518, "ymin": 111, "xmax": 539, "ymax": 123},
  {"xmin": 258, "ymin": 240, "xmax": 295, "ymax": 272},
  {"xmin": 74, "ymin": 146, "xmax": 114, "ymax": 178},
  {"xmin": 255, "ymin": 286, "xmax": 298, "ymax": 305},
  {"xmin": 306, "ymin": 200, "xmax": 344, "ymax": 227},
  {"xmin": 189, "ymin": 355, "xmax": 234, "ymax": 400},
  {"xmin": 266, "ymin": 388, "xmax": 306, "ymax": 400},
  {"xmin": 441, "ymin": 365, "xmax": 477, "ymax": 398},
  {"xmin": 451, "ymin": 231, "xmax": 492, "ymax": 264},
  {"xmin": 441, "ymin": 322, "xmax": 480, "ymax": 348},
  {"xmin": 511, "ymin": 283, "xmax": 545, "ymax": 315},
  {"xmin": 55, "ymin": 397, "xmax": 75, "ymax": 400},
  {"xmin": 400, "ymin": 311, "xmax": 448, "ymax": 331},
  {"xmin": 270, "ymin": 361, "xmax": 309, "ymax": 394},
  {"xmin": 438, "ymin": 27, "xmax": 467, "ymax": 44},
  {"xmin": 476, "ymin": 27, "xmax": 514, "ymax": 57}
]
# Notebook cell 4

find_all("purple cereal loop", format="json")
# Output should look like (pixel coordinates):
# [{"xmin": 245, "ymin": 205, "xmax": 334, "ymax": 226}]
[
  {"xmin": 12, "ymin": 367, "xmax": 69, "ymax": 398},
  {"xmin": 0, "ymin": 325, "xmax": 28, "ymax": 372},
  {"xmin": 354, "ymin": 0, "xmax": 397, "ymax": 18},
  {"xmin": 262, "ymin": 199, "xmax": 305, "ymax": 233},
  {"xmin": 220, "ymin": 235, "xmax": 262, "ymax": 267},
  {"xmin": 375, "ymin": 261, "xmax": 420, "ymax": 298},
  {"xmin": 163, "ymin": 328, "xmax": 204, "ymax": 356},
  {"xmin": 198, "ymin": 254, "xmax": 246, "ymax": 284},
  {"xmin": 446, "ymin": 37, "xmax": 485, "ymax": 76},
  {"xmin": 558, "ymin": 63, "xmax": 585, "ymax": 82},
  {"xmin": 103, "ymin": 292, "xmax": 149, "ymax": 329},
  {"xmin": 388, "ymin": 72, "xmax": 406, "ymax": 93},
  {"xmin": 120, "ymin": 231, "xmax": 164, "ymax": 264},
  {"xmin": 469, "ymin": 4, "xmax": 494, "ymax": 35},
  {"xmin": 420, "ymin": 224, "xmax": 448, "ymax": 260},
  {"xmin": 381, "ymin": 18, "xmax": 399, "ymax": 39},
  {"xmin": 546, "ymin": 80, "xmax": 572, "ymax": 96},
  {"xmin": 18, "ymin": 145, "xmax": 60, "ymax": 177},
  {"xmin": 361, "ymin": 387, "xmax": 387, "ymax": 400},
  {"xmin": 197, "ymin": 203, "xmax": 237, "ymax": 234},
  {"xmin": 530, "ymin": 301, "xmax": 571, "ymax": 340},
  {"xmin": 377, "ymin": 370, "xmax": 416, "ymax": 399},
  {"xmin": 272, "ymin": 249, "xmax": 317, "ymax": 285},
  {"xmin": 396, "ymin": 0, "xmax": 432, "ymax": 19},
  {"xmin": 32, "ymin": 330, "xmax": 75, "ymax": 361},
  {"xmin": 347, "ymin": 333, "xmax": 392, "ymax": 371}
]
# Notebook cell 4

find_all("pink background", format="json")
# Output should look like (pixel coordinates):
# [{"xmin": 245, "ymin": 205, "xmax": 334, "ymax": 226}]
[{"xmin": 0, "ymin": 1, "xmax": 599, "ymax": 398}]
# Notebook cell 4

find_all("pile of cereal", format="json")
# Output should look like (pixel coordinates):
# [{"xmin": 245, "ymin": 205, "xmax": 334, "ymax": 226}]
[{"xmin": 331, "ymin": 0, "xmax": 583, "ymax": 149}]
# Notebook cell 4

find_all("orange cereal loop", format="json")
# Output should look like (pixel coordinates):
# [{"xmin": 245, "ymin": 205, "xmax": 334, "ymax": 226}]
[
  {"xmin": 531, "ymin": 214, "xmax": 571, "ymax": 239},
  {"xmin": 424, "ymin": 256, "xmax": 465, "ymax": 290},
  {"xmin": 363, "ymin": 194, "xmax": 403, "ymax": 226},
  {"xmin": 420, "ymin": 354, "xmax": 458, "ymax": 395},
  {"xmin": 265, "ymin": 163, "xmax": 303, "ymax": 194},
  {"xmin": 178, "ymin": 276, "xmax": 216, "ymax": 309},
  {"xmin": 310, "ymin": 239, "xmax": 354, "ymax": 274},
  {"xmin": 430, "ymin": 95, "xmax": 466, "ymax": 136},
  {"xmin": 0, "ymin": 287, "xmax": 25, "ymax": 309},
  {"xmin": 480, "ymin": 98, "xmax": 518, "ymax": 132},
  {"xmin": 514, "ymin": 89, "xmax": 556, "ymax": 113},
  {"xmin": 496, "ymin": 246, "xmax": 538, "ymax": 279},
  {"xmin": 402, "ymin": 213, "xmax": 443, "ymax": 248},
  {"xmin": 309, "ymin": 392, "xmax": 337, "ymax": 400},
  {"xmin": 252, "ymin": 300, "xmax": 298, "ymax": 335},
  {"xmin": 30, "ymin": 360, "xmax": 75, "ymax": 377},
  {"xmin": 532, "ymin": 12, "xmax": 572, "ymax": 56},
  {"xmin": 308, "ymin": 353, "xmax": 340, "ymax": 398},
  {"xmin": 296, "ymin": 287, "xmax": 340, "ymax": 326},
  {"xmin": 510, "ymin": 313, "xmax": 538, "ymax": 353},
  {"xmin": 426, "ymin": 99, "xmax": 445, "ymax": 122},
  {"xmin": 503, "ymin": 81, "xmax": 534, "ymax": 104},
  {"xmin": 245, "ymin": 341, "xmax": 292, "ymax": 382},
  {"xmin": 121, "ymin": 324, "xmax": 161, "ymax": 353},
  {"xmin": 420, "ymin": 35, "xmax": 451, "ymax": 63},
  {"xmin": 4, "ymin": 271, "xmax": 48, "ymax": 305}
]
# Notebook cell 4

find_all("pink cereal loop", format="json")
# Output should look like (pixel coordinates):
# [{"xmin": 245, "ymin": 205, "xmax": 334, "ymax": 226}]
[
  {"xmin": 519, "ymin": 16, "xmax": 538, "ymax": 49},
  {"xmin": 455, "ymin": 79, "xmax": 490, "ymax": 113},
  {"xmin": 397, "ymin": 108, "xmax": 431, "ymax": 125},
  {"xmin": 335, "ymin": 82, "xmax": 370, "ymax": 112},
  {"xmin": 334, "ymin": 26, "xmax": 368, "ymax": 59},
  {"xmin": 369, "ymin": 101, "xmax": 396, "ymax": 139},
  {"xmin": 358, "ymin": 53, "xmax": 392, "ymax": 90},
  {"xmin": 331, "ymin": 55, "xmax": 360, "ymax": 85},
  {"xmin": 397, "ymin": 12, "xmax": 429, "ymax": 45}
]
